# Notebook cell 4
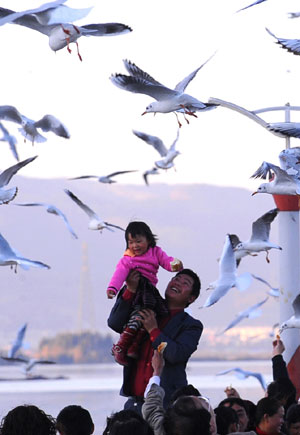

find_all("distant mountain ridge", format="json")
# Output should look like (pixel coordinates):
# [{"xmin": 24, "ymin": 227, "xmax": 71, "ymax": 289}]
[{"xmin": 0, "ymin": 176, "xmax": 279, "ymax": 357}]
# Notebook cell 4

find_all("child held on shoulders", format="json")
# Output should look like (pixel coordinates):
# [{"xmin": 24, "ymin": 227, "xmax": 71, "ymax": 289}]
[{"xmin": 107, "ymin": 221, "xmax": 183, "ymax": 366}]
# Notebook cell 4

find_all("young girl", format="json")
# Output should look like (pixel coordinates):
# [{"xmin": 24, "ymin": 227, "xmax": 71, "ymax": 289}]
[{"xmin": 107, "ymin": 221, "xmax": 183, "ymax": 366}]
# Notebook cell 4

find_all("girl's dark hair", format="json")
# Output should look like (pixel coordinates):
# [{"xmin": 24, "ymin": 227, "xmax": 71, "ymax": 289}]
[
  {"xmin": 286, "ymin": 404, "xmax": 300, "ymax": 426},
  {"xmin": 125, "ymin": 221, "xmax": 157, "ymax": 248},
  {"xmin": 255, "ymin": 397, "xmax": 282, "ymax": 426},
  {"xmin": 0, "ymin": 405, "xmax": 56, "ymax": 435}
]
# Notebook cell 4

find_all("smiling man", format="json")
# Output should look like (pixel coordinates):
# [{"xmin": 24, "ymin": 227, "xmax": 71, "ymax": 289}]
[{"xmin": 107, "ymin": 268, "xmax": 203, "ymax": 412}]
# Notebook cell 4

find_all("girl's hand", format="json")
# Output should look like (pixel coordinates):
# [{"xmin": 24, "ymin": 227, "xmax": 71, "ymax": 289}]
[
  {"xmin": 107, "ymin": 290, "xmax": 116, "ymax": 299},
  {"xmin": 171, "ymin": 258, "xmax": 183, "ymax": 272}
]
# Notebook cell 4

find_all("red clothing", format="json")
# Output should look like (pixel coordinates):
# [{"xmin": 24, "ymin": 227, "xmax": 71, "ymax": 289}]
[{"xmin": 256, "ymin": 426, "xmax": 281, "ymax": 435}]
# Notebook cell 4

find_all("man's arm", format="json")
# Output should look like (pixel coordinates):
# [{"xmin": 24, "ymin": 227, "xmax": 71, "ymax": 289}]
[
  {"xmin": 142, "ymin": 351, "xmax": 166, "ymax": 435},
  {"xmin": 272, "ymin": 338, "xmax": 289, "ymax": 380},
  {"xmin": 139, "ymin": 309, "xmax": 203, "ymax": 364}
]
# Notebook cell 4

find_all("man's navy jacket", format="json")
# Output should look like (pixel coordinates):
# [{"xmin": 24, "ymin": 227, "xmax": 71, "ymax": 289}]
[{"xmin": 107, "ymin": 288, "xmax": 203, "ymax": 407}]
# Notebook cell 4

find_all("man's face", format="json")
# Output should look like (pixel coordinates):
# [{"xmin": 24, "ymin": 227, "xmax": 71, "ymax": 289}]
[
  {"xmin": 289, "ymin": 421, "xmax": 300, "ymax": 435},
  {"xmin": 224, "ymin": 403, "xmax": 249, "ymax": 432},
  {"xmin": 165, "ymin": 273, "xmax": 195, "ymax": 308}
]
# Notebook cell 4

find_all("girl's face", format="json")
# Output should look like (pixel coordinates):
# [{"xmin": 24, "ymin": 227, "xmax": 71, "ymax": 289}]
[{"xmin": 127, "ymin": 233, "xmax": 149, "ymax": 256}]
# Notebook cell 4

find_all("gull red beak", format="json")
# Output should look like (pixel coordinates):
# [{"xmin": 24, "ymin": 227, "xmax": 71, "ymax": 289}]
[
  {"xmin": 252, "ymin": 191, "xmax": 258, "ymax": 196},
  {"xmin": 141, "ymin": 111, "xmax": 147, "ymax": 116}
]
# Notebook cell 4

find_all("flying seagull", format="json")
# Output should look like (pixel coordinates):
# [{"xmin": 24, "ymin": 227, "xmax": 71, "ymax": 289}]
[
  {"xmin": 1, "ymin": 356, "xmax": 56, "ymax": 377},
  {"xmin": 217, "ymin": 297, "xmax": 268, "ymax": 335},
  {"xmin": 14, "ymin": 202, "xmax": 78, "ymax": 239},
  {"xmin": 7, "ymin": 323, "xmax": 27, "ymax": 358},
  {"xmin": 110, "ymin": 56, "xmax": 217, "ymax": 127},
  {"xmin": 216, "ymin": 367, "xmax": 267, "ymax": 391},
  {"xmin": 64, "ymin": 189, "xmax": 124, "ymax": 232},
  {"xmin": 0, "ymin": 232, "xmax": 50, "ymax": 271},
  {"xmin": 279, "ymin": 294, "xmax": 300, "ymax": 333},
  {"xmin": 0, "ymin": 156, "xmax": 38, "ymax": 205},
  {"xmin": 70, "ymin": 170, "xmax": 137, "ymax": 184},
  {"xmin": 266, "ymin": 28, "xmax": 300, "ymax": 57},
  {"xmin": 0, "ymin": 106, "xmax": 70, "ymax": 145},
  {"xmin": 143, "ymin": 167, "xmax": 160, "ymax": 186},
  {"xmin": 231, "ymin": 209, "xmax": 281, "ymax": 263},
  {"xmin": 133, "ymin": 129, "xmax": 180, "ymax": 169},
  {"xmin": 0, "ymin": 3, "xmax": 132, "ymax": 61},
  {"xmin": 0, "ymin": 122, "xmax": 19, "ymax": 161},
  {"xmin": 268, "ymin": 123, "xmax": 300, "ymax": 139},
  {"xmin": 202, "ymin": 234, "xmax": 253, "ymax": 308},
  {"xmin": 251, "ymin": 161, "xmax": 300, "ymax": 196}
]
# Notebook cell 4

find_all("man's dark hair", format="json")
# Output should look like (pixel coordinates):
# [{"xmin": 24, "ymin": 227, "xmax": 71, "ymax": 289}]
[
  {"xmin": 171, "ymin": 384, "xmax": 201, "ymax": 403},
  {"xmin": 0, "ymin": 405, "xmax": 56, "ymax": 435},
  {"xmin": 164, "ymin": 396, "xmax": 211, "ymax": 435},
  {"xmin": 214, "ymin": 406, "xmax": 239, "ymax": 435},
  {"xmin": 267, "ymin": 378, "xmax": 296, "ymax": 410},
  {"xmin": 175, "ymin": 268, "xmax": 201, "ymax": 300},
  {"xmin": 103, "ymin": 410, "xmax": 153, "ymax": 435},
  {"xmin": 125, "ymin": 221, "xmax": 157, "ymax": 248},
  {"xmin": 255, "ymin": 397, "xmax": 282, "ymax": 426},
  {"xmin": 56, "ymin": 405, "xmax": 94, "ymax": 435},
  {"xmin": 218, "ymin": 397, "xmax": 249, "ymax": 415},
  {"xmin": 286, "ymin": 404, "xmax": 300, "ymax": 427}
]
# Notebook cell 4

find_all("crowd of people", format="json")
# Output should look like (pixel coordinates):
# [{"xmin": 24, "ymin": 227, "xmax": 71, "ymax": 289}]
[{"xmin": 1, "ymin": 336, "xmax": 299, "ymax": 435}]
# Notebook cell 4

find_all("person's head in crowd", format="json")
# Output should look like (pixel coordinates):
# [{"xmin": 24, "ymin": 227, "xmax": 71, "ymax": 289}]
[
  {"xmin": 267, "ymin": 378, "xmax": 297, "ymax": 410},
  {"xmin": 103, "ymin": 409, "xmax": 154, "ymax": 435},
  {"xmin": 164, "ymin": 395, "xmax": 211, "ymax": 435},
  {"xmin": 56, "ymin": 405, "xmax": 94, "ymax": 435},
  {"xmin": 214, "ymin": 405, "xmax": 239, "ymax": 435},
  {"xmin": 171, "ymin": 384, "xmax": 201, "ymax": 402},
  {"xmin": 243, "ymin": 399, "xmax": 257, "ymax": 431},
  {"xmin": 0, "ymin": 405, "xmax": 56, "ymax": 435},
  {"xmin": 218, "ymin": 397, "xmax": 250, "ymax": 432},
  {"xmin": 255, "ymin": 397, "xmax": 284, "ymax": 434},
  {"xmin": 286, "ymin": 404, "xmax": 300, "ymax": 435}
]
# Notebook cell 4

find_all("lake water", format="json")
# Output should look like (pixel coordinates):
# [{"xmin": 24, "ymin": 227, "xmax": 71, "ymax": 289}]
[{"xmin": 0, "ymin": 360, "xmax": 273, "ymax": 434}]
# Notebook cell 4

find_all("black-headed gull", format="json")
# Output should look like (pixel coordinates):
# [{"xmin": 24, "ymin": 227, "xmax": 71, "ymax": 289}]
[
  {"xmin": 1, "ymin": 356, "xmax": 56, "ymax": 377},
  {"xmin": 0, "ymin": 3, "xmax": 132, "ymax": 61},
  {"xmin": 14, "ymin": 202, "xmax": 78, "ymax": 239},
  {"xmin": 111, "ymin": 57, "xmax": 217, "ymax": 127},
  {"xmin": 279, "ymin": 294, "xmax": 300, "ymax": 333},
  {"xmin": 232, "ymin": 208, "xmax": 281, "ymax": 263},
  {"xmin": 0, "ymin": 122, "xmax": 18, "ymax": 161},
  {"xmin": 0, "ymin": 156, "xmax": 37, "ymax": 205},
  {"xmin": 0, "ymin": 106, "xmax": 70, "ymax": 145},
  {"xmin": 70, "ymin": 170, "xmax": 137, "ymax": 184},
  {"xmin": 252, "ymin": 161, "xmax": 300, "ymax": 195},
  {"xmin": 216, "ymin": 367, "xmax": 267, "ymax": 391},
  {"xmin": 0, "ymin": 232, "xmax": 50, "ymax": 271},
  {"xmin": 217, "ymin": 297, "xmax": 268, "ymax": 335},
  {"xmin": 266, "ymin": 28, "xmax": 300, "ymax": 56},
  {"xmin": 202, "ymin": 235, "xmax": 253, "ymax": 308},
  {"xmin": 64, "ymin": 189, "xmax": 124, "ymax": 232},
  {"xmin": 133, "ymin": 129, "xmax": 180, "ymax": 170},
  {"xmin": 7, "ymin": 323, "xmax": 27, "ymax": 358}
]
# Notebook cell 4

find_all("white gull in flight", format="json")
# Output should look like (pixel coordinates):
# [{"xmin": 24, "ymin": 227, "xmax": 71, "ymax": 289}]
[
  {"xmin": 110, "ymin": 57, "xmax": 217, "ymax": 127},
  {"xmin": 0, "ymin": 2, "xmax": 132, "ymax": 61},
  {"xmin": 279, "ymin": 294, "xmax": 300, "ymax": 333},
  {"xmin": 251, "ymin": 161, "xmax": 300, "ymax": 196},
  {"xmin": 266, "ymin": 28, "xmax": 300, "ymax": 57},
  {"xmin": 70, "ymin": 170, "xmax": 137, "ymax": 184},
  {"xmin": 143, "ymin": 167, "xmax": 160, "ymax": 186},
  {"xmin": 1, "ymin": 356, "xmax": 56, "ymax": 377},
  {"xmin": 0, "ymin": 156, "xmax": 37, "ymax": 205},
  {"xmin": 217, "ymin": 297, "xmax": 269, "ymax": 335},
  {"xmin": 231, "ymin": 208, "xmax": 281, "ymax": 263},
  {"xmin": 14, "ymin": 202, "xmax": 78, "ymax": 239},
  {"xmin": 202, "ymin": 234, "xmax": 253, "ymax": 308},
  {"xmin": 0, "ymin": 232, "xmax": 50, "ymax": 271},
  {"xmin": 0, "ymin": 106, "xmax": 70, "ymax": 145},
  {"xmin": 64, "ymin": 189, "xmax": 124, "ymax": 232},
  {"xmin": 216, "ymin": 367, "xmax": 267, "ymax": 391}
]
